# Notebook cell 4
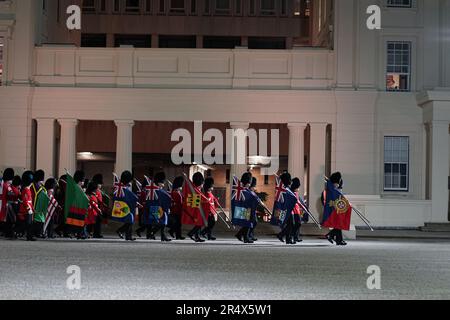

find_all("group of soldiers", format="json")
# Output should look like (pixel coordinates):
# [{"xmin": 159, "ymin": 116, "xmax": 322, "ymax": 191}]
[{"xmin": 0, "ymin": 167, "xmax": 348, "ymax": 246}]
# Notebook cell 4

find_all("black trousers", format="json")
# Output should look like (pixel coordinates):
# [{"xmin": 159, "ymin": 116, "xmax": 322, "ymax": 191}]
[
  {"xmin": 249, "ymin": 218, "xmax": 258, "ymax": 240},
  {"xmin": 202, "ymin": 215, "xmax": 216, "ymax": 238},
  {"xmin": 117, "ymin": 223, "xmax": 133, "ymax": 240},
  {"xmin": 236, "ymin": 226, "xmax": 250, "ymax": 240},
  {"xmin": 93, "ymin": 214, "xmax": 103, "ymax": 237},
  {"xmin": 188, "ymin": 225, "xmax": 202, "ymax": 239},
  {"xmin": 168, "ymin": 215, "xmax": 183, "ymax": 239},
  {"xmin": 26, "ymin": 215, "xmax": 35, "ymax": 240},
  {"xmin": 279, "ymin": 214, "xmax": 295, "ymax": 242},
  {"xmin": 329, "ymin": 229, "xmax": 343, "ymax": 243},
  {"xmin": 292, "ymin": 214, "xmax": 302, "ymax": 241},
  {"xmin": 45, "ymin": 218, "xmax": 54, "ymax": 238},
  {"xmin": 33, "ymin": 222, "xmax": 44, "ymax": 237}
]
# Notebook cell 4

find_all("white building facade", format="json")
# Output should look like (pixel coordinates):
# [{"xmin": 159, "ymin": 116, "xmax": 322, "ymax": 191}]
[{"xmin": 1, "ymin": 0, "xmax": 450, "ymax": 228}]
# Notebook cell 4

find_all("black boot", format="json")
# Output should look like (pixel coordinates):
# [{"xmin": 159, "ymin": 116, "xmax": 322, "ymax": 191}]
[{"xmin": 160, "ymin": 226, "xmax": 172, "ymax": 242}]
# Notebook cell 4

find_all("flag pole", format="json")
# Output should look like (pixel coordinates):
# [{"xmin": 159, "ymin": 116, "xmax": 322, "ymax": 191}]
[
  {"xmin": 274, "ymin": 173, "xmax": 322, "ymax": 229},
  {"xmin": 324, "ymin": 176, "xmax": 374, "ymax": 231},
  {"xmin": 182, "ymin": 173, "xmax": 208, "ymax": 227},
  {"xmin": 214, "ymin": 201, "xmax": 235, "ymax": 230}
]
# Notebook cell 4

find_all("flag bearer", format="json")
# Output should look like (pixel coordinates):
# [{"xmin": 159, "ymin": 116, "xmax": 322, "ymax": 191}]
[
  {"xmin": 17, "ymin": 171, "xmax": 36, "ymax": 241},
  {"xmin": 0, "ymin": 168, "xmax": 15, "ymax": 237},
  {"xmin": 43, "ymin": 178, "xmax": 59, "ymax": 239},
  {"xmin": 92, "ymin": 174, "xmax": 106, "ymax": 239},
  {"xmin": 112, "ymin": 171, "xmax": 138, "ymax": 241},
  {"xmin": 168, "ymin": 176, "xmax": 185, "ymax": 240},
  {"xmin": 31, "ymin": 170, "xmax": 45, "ymax": 207},
  {"xmin": 182, "ymin": 172, "xmax": 207, "ymax": 243},
  {"xmin": 290, "ymin": 178, "xmax": 304, "ymax": 243},
  {"xmin": 33, "ymin": 179, "xmax": 50, "ymax": 238},
  {"xmin": 247, "ymin": 177, "xmax": 259, "ymax": 242},
  {"xmin": 85, "ymin": 181, "xmax": 101, "ymax": 238}
]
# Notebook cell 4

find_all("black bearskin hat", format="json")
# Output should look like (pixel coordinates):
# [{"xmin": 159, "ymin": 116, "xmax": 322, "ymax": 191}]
[
  {"xmin": 74, "ymin": 170, "xmax": 85, "ymax": 184},
  {"xmin": 154, "ymin": 172, "xmax": 166, "ymax": 185},
  {"xmin": 12, "ymin": 175, "xmax": 21, "ymax": 187},
  {"xmin": 92, "ymin": 174, "xmax": 104, "ymax": 185},
  {"xmin": 203, "ymin": 177, "xmax": 214, "ymax": 191},
  {"xmin": 192, "ymin": 172, "xmax": 204, "ymax": 187},
  {"xmin": 120, "ymin": 171, "xmax": 133, "ymax": 185},
  {"xmin": 241, "ymin": 172, "xmax": 253, "ymax": 185},
  {"xmin": 280, "ymin": 172, "xmax": 292, "ymax": 187},
  {"xmin": 250, "ymin": 177, "xmax": 257, "ymax": 188},
  {"xmin": 86, "ymin": 181, "xmax": 99, "ymax": 194},
  {"xmin": 172, "ymin": 176, "xmax": 184, "ymax": 190},
  {"xmin": 290, "ymin": 178, "xmax": 301, "ymax": 191},
  {"xmin": 44, "ymin": 178, "xmax": 57, "ymax": 191},
  {"xmin": 21, "ymin": 171, "xmax": 34, "ymax": 187},
  {"xmin": 34, "ymin": 169, "xmax": 45, "ymax": 183},
  {"xmin": 2, "ymin": 168, "xmax": 14, "ymax": 181},
  {"xmin": 330, "ymin": 172, "xmax": 342, "ymax": 184}
]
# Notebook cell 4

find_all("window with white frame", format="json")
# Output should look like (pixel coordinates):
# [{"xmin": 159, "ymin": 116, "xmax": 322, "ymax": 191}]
[
  {"xmin": 0, "ymin": 36, "xmax": 4, "ymax": 86},
  {"xmin": 386, "ymin": 41, "xmax": 411, "ymax": 92},
  {"xmin": 384, "ymin": 136, "xmax": 409, "ymax": 191},
  {"xmin": 387, "ymin": 0, "xmax": 412, "ymax": 8}
]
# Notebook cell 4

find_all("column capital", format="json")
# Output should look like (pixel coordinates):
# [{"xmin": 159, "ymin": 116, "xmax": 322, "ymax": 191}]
[
  {"xmin": 36, "ymin": 118, "xmax": 56, "ymax": 124},
  {"xmin": 287, "ymin": 122, "xmax": 308, "ymax": 130},
  {"xmin": 114, "ymin": 120, "xmax": 135, "ymax": 127},
  {"xmin": 309, "ymin": 122, "xmax": 328, "ymax": 129},
  {"xmin": 57, "ymin": 119, "xmax": 79, "ymax": 126},
  {"xmin": 230, "ymin": 122, "xmax": 250, "ymax": 130}
]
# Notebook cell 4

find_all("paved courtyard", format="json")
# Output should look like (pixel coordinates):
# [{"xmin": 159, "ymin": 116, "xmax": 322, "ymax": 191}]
[{"xmin": 0, "ymin": 237, "xmax": 449, "ymax": 300}]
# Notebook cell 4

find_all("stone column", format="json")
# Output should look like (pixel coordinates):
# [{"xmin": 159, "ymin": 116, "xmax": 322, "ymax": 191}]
[
  {"xmin": 36, "ymin": 118, "xmax": 55, "ymax": 178},
  {"xmin": 114, "ymin": 120, "xmax": 135, "ymax": 175},
  {"xmin": 429, "ymin": 121, "xmax": 450, "ymax": 222},
  {"xmin": 229, "ymin": 122, "xmax": 249, "ymax": 182},
  {"xmin": 288, "ymin": 123, "xmax": 307, "ymax": 196},
  {"xmin": 309, "ymin": 123, "xmax": 328, "ymax": 220},
  {"xmin": 58, "ymin": 119, "xmax": 78, "ymax": 177}
]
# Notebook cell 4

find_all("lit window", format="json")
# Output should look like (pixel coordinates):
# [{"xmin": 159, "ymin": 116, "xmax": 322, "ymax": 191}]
[
  {"xmin": 387, "ymin": 0, "xmax": 412, "ymax": 8},
  {"xmin": 386, "ymin": 41, "xmax": 411, "ymax": 92},
  {"xmin": 260, "ymin": 0, "xmax": 275, "ymax": 16},
  {"xmin": 384, "ymin": 136, "xmax": 409, "ymax": 191},
  {"xmin": 170, "ymin": 0, "xmax": 185, "ymax": 14}
]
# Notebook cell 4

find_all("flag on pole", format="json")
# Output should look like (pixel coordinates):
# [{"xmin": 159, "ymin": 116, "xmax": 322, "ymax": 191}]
[
  {"xmin": 43, "ymin": 195, "xmax": 58, "ymax": 234},
  {"xmin": 34, "ymin": 187, "xmax": 50, "ymax": 223},
  {"xmin": 181, "ymin": 177, "xmax": 208, "ymax": 227},
  {"xmin": 64, "ymin": 173, "xmax": 90, "ymax": 231},
  {"xmin": 322, "ymin": 180, "xmax": 352, "ymax": 231},
  {"xmin": 271, "ymin": 177, "xmax": 287, "ymax": 226},
  {"xmin": 111, "ymin": 181, "xmax": 138, "ymax": 224},
  {"xmin": 230, "ymin": 176, "xmax": 257, "ymax": 227}
]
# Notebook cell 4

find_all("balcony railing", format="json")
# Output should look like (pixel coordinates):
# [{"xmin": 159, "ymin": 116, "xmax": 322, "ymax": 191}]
[{"xmin": 33, "ymin": 46, "xmax": 335, "ymax": 89}]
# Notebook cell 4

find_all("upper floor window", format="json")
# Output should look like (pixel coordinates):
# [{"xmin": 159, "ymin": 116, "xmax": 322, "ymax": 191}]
[
  {"xmin": 0, "ymin": 36, "xmax": 4, "ymax": 86},
  {"xmin": 384, "ymin": 136, "xmax": 409, "ymax": 191},
  {"xmin": 82, "ymin": 0, "xmax": 96, "ymax": 13},
  {"xmin": 125, "ymin": 0, "xmax": 141, "ymax": 13},
  {"xmin": 386, "ymin": 41, "xmax": 411, "ymax": 92},
  {"xmin": 170, "ymin": 0, "xmax": 185, "ymax": 14},
  {"xmin": 215, "ymin": 0, "xmax": 231, "ymax": 15},
  {"xmin": 260, "ymin": 0, "xmax": 276, "ymax": 16},
  {"xmin": 387, "ymin": 0, "xmax": 412, "ymax": 8}
]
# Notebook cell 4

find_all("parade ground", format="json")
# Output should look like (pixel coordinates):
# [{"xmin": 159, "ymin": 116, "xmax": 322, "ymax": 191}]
[{"xmin": 1, "ymin": 236, "xmax": 449, "ymax": 300}]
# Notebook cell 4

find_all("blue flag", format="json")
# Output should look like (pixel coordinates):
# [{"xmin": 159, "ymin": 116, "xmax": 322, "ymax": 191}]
[
  {"xmin": 231, "ymin": 177, "xmax": 259, "ymax": 227},
  {"xmin": 271, "ymin": 177, "xmax": 297, "ymax": 227},
  {"xmin": 111, "ymin": 186, "xmax": 138, "ymax": 224},
  {"xmin": 143, "ymin": 177, "xmax": 172, "ymax": 226}
]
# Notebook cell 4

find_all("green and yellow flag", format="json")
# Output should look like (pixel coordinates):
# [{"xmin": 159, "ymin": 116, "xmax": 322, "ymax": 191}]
[
  {"xmin": 64, "ymin": 173, "xmax": 89, "ymax": 230},
  {"xmin": 34, "ymin": 187, "xmax": 49, "ymax": 223}
]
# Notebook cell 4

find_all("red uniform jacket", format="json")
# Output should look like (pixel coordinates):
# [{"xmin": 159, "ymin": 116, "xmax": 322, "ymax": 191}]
[
  {"xmin": 181, "ymin": 183, "xmax": 209, "ymax": 227},
  {"xmin": 203, "ymin": 191, "xmax": 218, "ymax": 217},
  {"xmin": 0, "ymin": 180, "xmax": 10, "ymax": 222},
  {"xmin": 170, "ymin": 190, "xmax": 183, "ymax": 217},
  {"xmin": 86, "ymin": 194, "xmax": 101, "ymax": 225},
  {"xmin": 18, "ymin": 187, "xmax": 33, "ymax": 222},
  {"xmin": 292, "ymin": 192, "xmax": 303, "ymax": 216}
]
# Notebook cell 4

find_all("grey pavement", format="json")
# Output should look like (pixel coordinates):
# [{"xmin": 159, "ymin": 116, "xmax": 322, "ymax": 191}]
[{"xmin": 1, "ymin": 236, "xmax": 450, "ymax": 300}]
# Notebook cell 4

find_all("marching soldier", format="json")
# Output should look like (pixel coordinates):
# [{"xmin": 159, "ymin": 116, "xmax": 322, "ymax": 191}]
[
  {"xmin": 86, "ymin": 181, "xmax": 101, "ymax": 238},
  {"xmin": 168, "ymin": 176, "xmax": 185, "ymax": 240},
  {"xmin": 290, "ymin": 178, "xmax": 304, "ymax": 243},
  {"xmin": 323, "ymin": 172, "xmax": 347, "ymax": 246},
  {"xmin": 33, "ymin": 178, "xmax": 50, "ymax": 238},
  {"xmin": 17, "ymin": 171, "xmax": 36, "ymax": 241},
  {"xmin": 31, "ymin": 170, "xmax": 45, "ymax": 208},
  {"xmin": 92, "ymin": 174, "xmax": 106, "ymax": 239},
  {"xmin": 0, "ymin": 168, "xmax": 15, "ymax": 237},
  {"xmin": 248, "ymin": 177, "xmax": 259, "ymax": 242},
  {"xmin": 43, "ymin": 178, "xmax": 58, "ymax": 239},
  {"xmin": 183, "ymin": 172, "xmax": 207, "ymax": 243},
  {"xmin": 200, "ymin": 177, "xmax": 218, "ymax": 241},
  {"xmin": 144, "ymin": 172, "xmax": 172, "ymax": 242},
  {"xmin": 54, "ymin": 175, "xmax": 69, "ymax": 238},
  {"xmin": 114, "ymin": 170, "xmax": 138, "ymax": 241},
  {"xmin": 4, "ymin": 175, "xmax": 21, "ymax": 239}
]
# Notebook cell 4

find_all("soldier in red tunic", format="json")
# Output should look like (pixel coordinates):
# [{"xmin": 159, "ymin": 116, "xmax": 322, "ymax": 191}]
[
  {"xmin": 0, "ymin": 168, "xmax": 15, "ymax": 237},
  {"xmin": 6, "ymin": 175, "xmax": 21, "ymax": 239},
  {"xmin": 184, "ymin": 172, "xmax": 207, "ymax": 243},
  {"xmin": 17, "ymin": 171, "xmax": 36, "ymax": 241},
  {"xmin": 200, "ymin": 177, "xmax": 218, "ymax": 241},
  {"xmin": 168, "ymin": 176, "xmax": 185, "ymax": 240},
  {"xmin": 92, "ymin": 174, "xmax": 106, "ymax": 239},
  {"xmin": 85, "ymin": 181, "xmax": 101, "ymax": 238}
]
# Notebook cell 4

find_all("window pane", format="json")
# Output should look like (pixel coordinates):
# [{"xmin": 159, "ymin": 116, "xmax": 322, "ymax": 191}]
[{"xmin": 384, "ymin": 136, "xmax": 409, "ymax": 191}]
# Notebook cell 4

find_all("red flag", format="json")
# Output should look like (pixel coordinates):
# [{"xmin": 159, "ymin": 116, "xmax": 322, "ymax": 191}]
[
  {"xmin": 322, "ymin": 181, "xmax": 352, "ymax": 231},
  {"xmin": 181, "ymin": 180, "xmax": 207, "ymax": 227}
]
